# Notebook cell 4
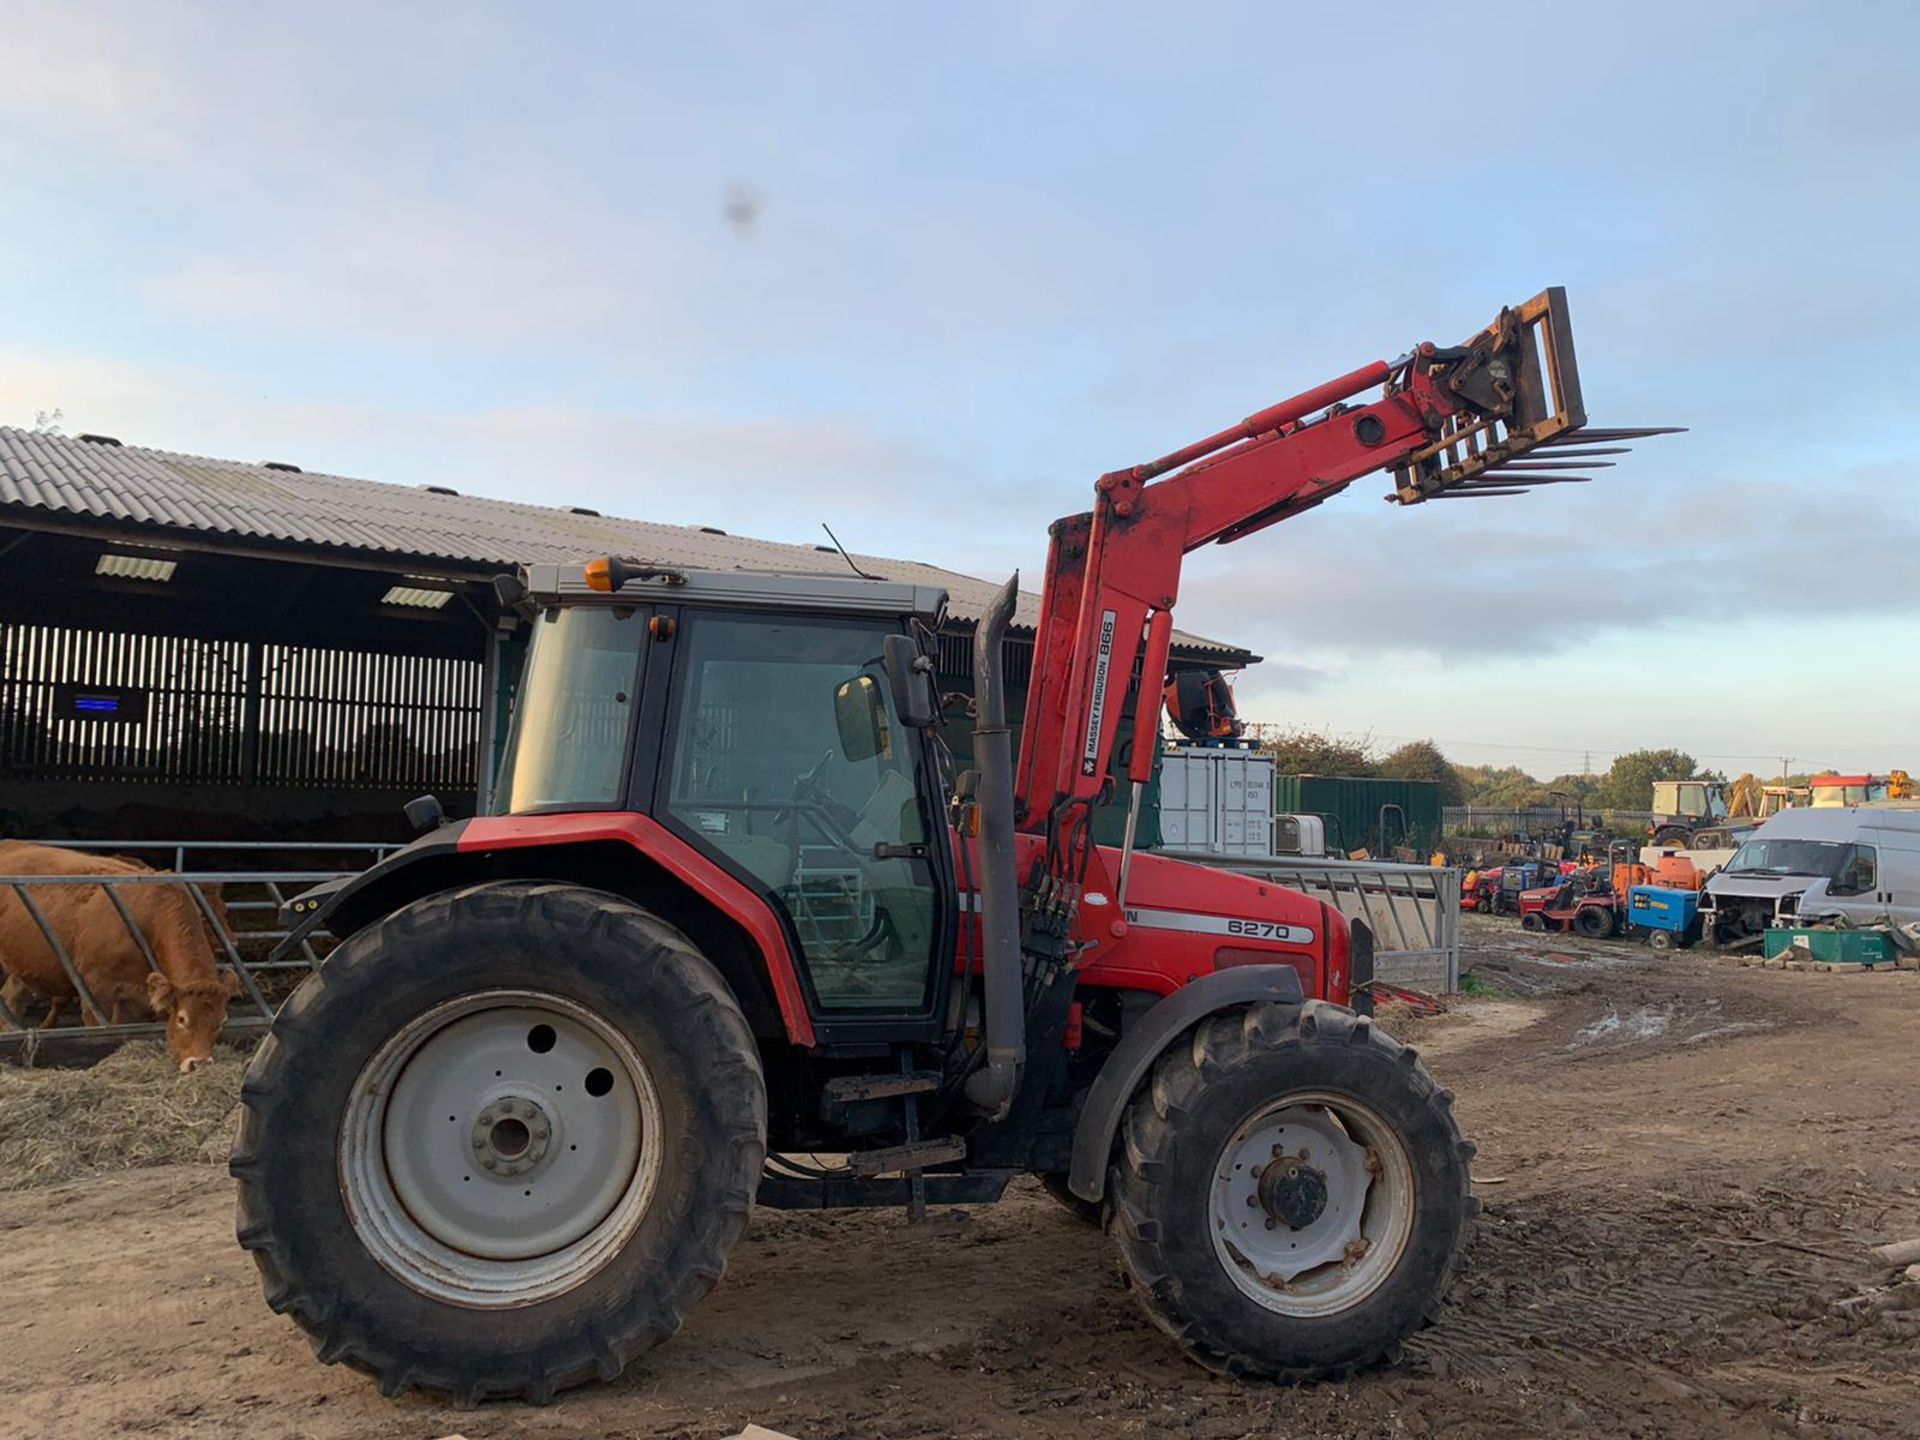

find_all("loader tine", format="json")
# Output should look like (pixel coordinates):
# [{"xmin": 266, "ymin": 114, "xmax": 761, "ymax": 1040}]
[
  {"xmin": 1426, "ymin": 486, "xmax": 1535, "ymax": 498},
  {"xmin": 1540, "ymin": 426, "xmax": 1686, "ymax": 442},
  {"xmin": 1500, "ymin": 460, "xmax": 1617, "ymax": 470},
  {"xmin": 1519, "ymin": 446, "xmax": 1633, "ymax": 458},
  {"xmin": 1466, "ymin": 481, "xmax": 1589, "ymax": 495}
]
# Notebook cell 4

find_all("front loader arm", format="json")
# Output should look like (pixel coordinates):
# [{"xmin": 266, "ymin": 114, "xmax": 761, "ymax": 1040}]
[{"xmin": 1013, "ymin": 287, "xmax": 1676, "ymax": 875}]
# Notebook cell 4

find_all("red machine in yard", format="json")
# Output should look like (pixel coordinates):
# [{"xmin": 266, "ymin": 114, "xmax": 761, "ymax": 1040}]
[
  {"xmin": 236, "ymin": 290, "xmax": 1674, "ymax": 1402},
  {"xmin": 1517, "ymin": 874, "xmax": 1620, "ymax": 938}
]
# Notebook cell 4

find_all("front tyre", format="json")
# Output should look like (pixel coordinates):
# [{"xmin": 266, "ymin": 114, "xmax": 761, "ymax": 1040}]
[
  {"xmin": 231, "ymin": 882, "xmax": 768, "ymax": 1404},
  {"xmin": 1109, "ymin": 1001, "xmax": 1474, "ymax": 1381}
]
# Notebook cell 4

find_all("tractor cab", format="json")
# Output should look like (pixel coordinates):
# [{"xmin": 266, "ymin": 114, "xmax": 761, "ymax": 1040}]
[{"xmin": 495, "ymin": 560, "xmax": 960, "ymax": 1036}]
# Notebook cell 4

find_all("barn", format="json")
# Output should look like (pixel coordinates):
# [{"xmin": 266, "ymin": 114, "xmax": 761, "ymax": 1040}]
[{"xmin": 0, "ymin": 426, "xmax": 1253, "ymax": 843}]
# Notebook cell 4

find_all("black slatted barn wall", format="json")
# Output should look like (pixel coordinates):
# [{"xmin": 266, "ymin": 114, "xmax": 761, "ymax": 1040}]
[{"xmin": 0, "ymin": 622, "xmax": 482, "ymax": 792}]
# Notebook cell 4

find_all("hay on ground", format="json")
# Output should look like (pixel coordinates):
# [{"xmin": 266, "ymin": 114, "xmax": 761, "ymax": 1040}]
[{"xmin": 0, "ymin": 1042, "xmax": 245, "ymax": 1189}]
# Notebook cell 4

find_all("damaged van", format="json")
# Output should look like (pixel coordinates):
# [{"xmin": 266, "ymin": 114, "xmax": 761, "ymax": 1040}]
[{"xmin": 1702, "ymin": 806, "xmax": 1920, "ymax": 948}]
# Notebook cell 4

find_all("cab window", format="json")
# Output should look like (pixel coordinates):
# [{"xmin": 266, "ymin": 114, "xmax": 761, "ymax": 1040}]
[
  {"xmin": 1829, "ymin": 844, "xmax": 1878, "ymax": 897},
  {"xmin": 664, "ymin": 612, "xmax": 938, "ymax": 1013},
  {"xmin": 495, "ymin": 606, "xmax": 646, "ymax": 813}
]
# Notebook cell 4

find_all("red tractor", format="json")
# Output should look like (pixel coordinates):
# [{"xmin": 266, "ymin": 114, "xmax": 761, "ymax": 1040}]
[
  {"xmin": 1516, "ymin": 874, "xmax": 1619, "ymax": 938},
  {"xmin": 236, "ymin": 290, "xmax": 1672, "ymax": 1401}
]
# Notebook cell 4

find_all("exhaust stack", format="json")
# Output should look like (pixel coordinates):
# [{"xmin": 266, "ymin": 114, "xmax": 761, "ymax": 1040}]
[{"xmin": 964, "ymin": 572, "xmax": 1025, "ymax": 1120}]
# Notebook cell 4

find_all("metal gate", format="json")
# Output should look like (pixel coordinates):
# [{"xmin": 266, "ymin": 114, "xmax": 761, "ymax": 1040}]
[
  {"xmin": 0, "ymin": 840, "xmax": 395, "ymax": 1060},
  {"xmin": 1160, "ymin": 851, "xmax": 1462, "ymax": 993}
]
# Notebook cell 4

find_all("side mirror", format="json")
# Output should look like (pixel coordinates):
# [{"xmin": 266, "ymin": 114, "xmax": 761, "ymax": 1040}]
[
  {"xmin": 833, "ymin": 676, "xmax": 890, "ymax": 762},
  {"xmin": 883, "ymin": 633, "xmax": 940, "ymax": 729}
]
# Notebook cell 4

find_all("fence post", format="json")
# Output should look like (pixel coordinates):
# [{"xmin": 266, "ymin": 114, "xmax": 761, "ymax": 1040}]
[
  {"xmin": 12, "ymin": 883, "xmax": 113, "ymax": 1025},
  {"xmin": 184, "ymin": 883, "xmax": 276, "ymax": 1021},
  {"xmin": 240, "ymin": 639, "xmax": 264, "ymax": 783}
]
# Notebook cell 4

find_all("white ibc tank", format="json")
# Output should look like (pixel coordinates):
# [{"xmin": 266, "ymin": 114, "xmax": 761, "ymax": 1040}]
[{"xmin": 1157, "ymin": 745, "xmax": 1277, "ymax": 857}]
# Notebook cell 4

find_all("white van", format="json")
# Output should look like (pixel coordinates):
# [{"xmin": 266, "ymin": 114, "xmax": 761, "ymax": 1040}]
[{"xmin": 1701, "ymin": 806, "xmax": 1920, "ymax": 946}]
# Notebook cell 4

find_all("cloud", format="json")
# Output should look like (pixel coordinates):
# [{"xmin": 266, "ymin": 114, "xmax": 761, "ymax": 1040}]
[{"xmin": 1173, "ymin": 463, "xmax": 1917, "ymax": 664}]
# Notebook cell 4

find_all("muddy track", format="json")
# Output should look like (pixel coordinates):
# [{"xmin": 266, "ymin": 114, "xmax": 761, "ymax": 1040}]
[{"xmin": 1, "ymin": 917, "xmax": 1916, "ymax": 1438}]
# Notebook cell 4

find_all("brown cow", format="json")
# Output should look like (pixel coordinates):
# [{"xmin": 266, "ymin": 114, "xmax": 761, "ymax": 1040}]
[{"xmin": 0, "ymin": 842, "xmax": 242, "ymax": 1071}]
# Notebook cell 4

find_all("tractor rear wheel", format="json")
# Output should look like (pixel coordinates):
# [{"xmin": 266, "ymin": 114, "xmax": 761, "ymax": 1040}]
[
  {"xmin": 1575, "ymin": 906, "xmax": 1614, "ymax": 939},
  {"xmin": 231, "ymin": 881, "xmax": 767, "ymax": 1403},
  {"xmin": 1108, "ymin": 1001, "xmax": 1473, "ymax": 1381}
]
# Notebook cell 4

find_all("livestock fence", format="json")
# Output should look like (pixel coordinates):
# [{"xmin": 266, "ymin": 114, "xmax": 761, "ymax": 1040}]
[
  {"xmin": 0, "ymin": 622, "xmax": 484, "ymax": 792},
  {"xmin": 1159, "ymin": 852, "xmax": 1461, "ymax": 994},
  {"xmin": 0, "ymin": 839, "xmax": 397, "ymax": 1060}
]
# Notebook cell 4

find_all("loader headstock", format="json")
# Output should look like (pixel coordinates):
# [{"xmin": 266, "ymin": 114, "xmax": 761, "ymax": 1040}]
[{"xmin": 1388, "ymin": 286, "xmax": 1681, "ymax": 504}]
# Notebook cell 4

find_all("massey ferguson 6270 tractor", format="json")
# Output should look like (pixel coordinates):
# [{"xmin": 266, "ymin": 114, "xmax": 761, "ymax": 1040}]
[{"xmin": 235, "ymin": 289, "xmax": 1673, "ymax": 1402}]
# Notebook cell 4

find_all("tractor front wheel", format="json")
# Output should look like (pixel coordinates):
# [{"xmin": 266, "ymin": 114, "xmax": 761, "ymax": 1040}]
[
  {"xmin": 231, "ymin": 881, "xmax": 768, "ymax": 1403},
  {"xmin": 1109, "ymin": 1000, "xmax": 1474, "ymax": 1380}
]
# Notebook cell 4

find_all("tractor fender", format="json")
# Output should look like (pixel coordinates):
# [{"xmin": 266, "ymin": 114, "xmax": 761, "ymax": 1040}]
[
  {"xmin": 1065, "ymin": 964, "xmax": 1306, "ymax": 1204},
  {"xmin": 278, "ymin": 820, "xmax": 472, "ymax": 939}
]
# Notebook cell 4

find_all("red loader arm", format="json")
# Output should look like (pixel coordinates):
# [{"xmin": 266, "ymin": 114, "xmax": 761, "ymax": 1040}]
[{"xmin": 1014, "ymin": 287, "xmax": 1676, "ymax": 890}]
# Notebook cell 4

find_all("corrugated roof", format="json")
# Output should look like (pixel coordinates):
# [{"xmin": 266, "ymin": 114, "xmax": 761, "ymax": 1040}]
[{"xmin": 0, "ymin": 426, "xmax": 1250, "ymax": 660}]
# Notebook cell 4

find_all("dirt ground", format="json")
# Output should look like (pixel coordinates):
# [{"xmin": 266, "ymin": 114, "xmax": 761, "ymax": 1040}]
[{"xmin": 3, "ymin": 917, "xmax": 1918, "ymax": 1440}]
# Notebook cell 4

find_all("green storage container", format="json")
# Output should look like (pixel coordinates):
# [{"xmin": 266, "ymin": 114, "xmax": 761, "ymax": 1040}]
[
  {"xmin": 1271, "ymin": 774, "xmax": 1443, "ymax": 857},
  {"xmin": 1762, "ymin": 928, "xmax": 1894, "ymax": 964}
]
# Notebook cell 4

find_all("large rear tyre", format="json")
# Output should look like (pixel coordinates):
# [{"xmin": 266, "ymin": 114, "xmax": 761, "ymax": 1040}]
[
  {"xmin": 1574, "ymin": 905, "xmax": 1614, "ymax": 939},
  {"xmin": 231, "ymin": 881, "xmax": 768, "ymax": 1404},
  {"xmin": 1109, "ymin": 1000, "xmax": 1474, "ymax": 1381}
]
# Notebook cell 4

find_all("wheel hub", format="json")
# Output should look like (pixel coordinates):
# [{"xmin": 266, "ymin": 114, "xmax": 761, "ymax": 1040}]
[
  {"xmin": 471, "ymin": 1095, "xmax": 553, "ymax": 1177},
  {"xmin": 342, "ymin": 995, "xmax": 661, "ymax": 1298},
  {"xmin": 1257, "ymin": 1150, "xmax": 1329, "ymax": 1230},
  {"xmin": 1208, "ymin": 1093, "xmax": 1417, "ymax": 1318}
]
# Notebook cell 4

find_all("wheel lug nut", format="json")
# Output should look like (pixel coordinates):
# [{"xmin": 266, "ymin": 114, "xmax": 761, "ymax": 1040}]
[{"xmin": 1264, "ymin": 1218, "xmax": 1276, "ymax": 1230}]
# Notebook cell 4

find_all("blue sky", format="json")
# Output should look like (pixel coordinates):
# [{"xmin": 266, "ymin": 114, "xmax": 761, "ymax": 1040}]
[{"xmin": 3, "ymin": 1, "xmax": 1914, "ymax": 776}]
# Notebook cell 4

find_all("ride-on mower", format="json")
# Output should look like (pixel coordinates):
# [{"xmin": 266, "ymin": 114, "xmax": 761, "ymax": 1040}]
[
  {"xmin": 1517, "ymin": 873, "xmax": 1620, "ymax": 938},
  {"xmin": 234, "ymin": 290, "xmax": 1675, "ymax": 1402}
]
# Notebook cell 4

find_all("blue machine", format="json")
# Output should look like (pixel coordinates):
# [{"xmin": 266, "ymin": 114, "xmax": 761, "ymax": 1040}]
[
  {"xmin": 1489, "ymin": 860, "xmax": 1553, "ymax": 915},
  {"xmin": 1627, "ymin": 885, "xmax": 1700, "ymax": 951}
]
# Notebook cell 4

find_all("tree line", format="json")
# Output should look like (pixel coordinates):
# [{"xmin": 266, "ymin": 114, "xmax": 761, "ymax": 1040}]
[{"xmin": 1254, "ymin": 730, "xmax": 1827, "ymax": 812}]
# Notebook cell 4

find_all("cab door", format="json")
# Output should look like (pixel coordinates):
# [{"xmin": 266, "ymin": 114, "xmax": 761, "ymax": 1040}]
[{"xmin": 656, "ymin": 609, "xmax": 951, "ymax": 1036}]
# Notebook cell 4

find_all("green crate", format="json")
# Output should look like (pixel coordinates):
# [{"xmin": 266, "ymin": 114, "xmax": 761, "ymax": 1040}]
[{"xmin": 1763, "ymin": 928, "xmax": 1894, "ymax": 964}]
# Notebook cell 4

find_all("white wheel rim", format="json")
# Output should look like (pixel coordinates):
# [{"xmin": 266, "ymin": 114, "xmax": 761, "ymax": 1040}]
[
  {"xmin": 1209, "ymin": 1090, "xmax": 1417, "ymax": 1318},
  {"xmin": 340, "ymin": 989, "xmax": 662, "ymax": 1308}
]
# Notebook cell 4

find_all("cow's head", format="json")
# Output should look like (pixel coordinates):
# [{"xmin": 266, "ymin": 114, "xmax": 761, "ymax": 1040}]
[{"xmin": 147, "ymin": 971, "xmax": 243, "ymax": 1073}]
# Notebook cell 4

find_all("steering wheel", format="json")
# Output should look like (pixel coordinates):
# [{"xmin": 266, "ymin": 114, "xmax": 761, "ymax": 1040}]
[{"xmin": 772, "ymin": 750, "xmax": 857, "ymax": 834}]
